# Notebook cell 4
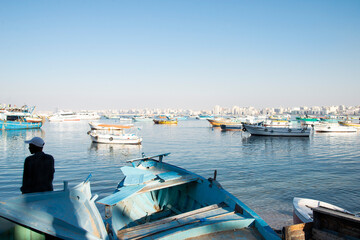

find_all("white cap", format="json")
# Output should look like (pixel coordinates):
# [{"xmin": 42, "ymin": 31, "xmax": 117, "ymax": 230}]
[{"xmin": 25, "ymin": 137, "xmax": 45, "ymax": 148}]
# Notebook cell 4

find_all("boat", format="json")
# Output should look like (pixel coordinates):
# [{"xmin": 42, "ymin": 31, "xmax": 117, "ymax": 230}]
[
  {"xmin": 295, "ymin": 116, "xmax": 320, "ymax": 126},
  {"xmin": 88, "ymin": 122, "xmax": 142, "ymax": 145},
  {"xmin": 153, "ymin": 115, "xmax": 178, "ymax": 124},
  {"xmin": 0, "ymin": 176, "xmax": 109, "ymax": 240},
  {"xmin": 0, "ymin": 154, "xmax": 280, "ymax": 240},
  {"xmin": 339, "ymin": 120, "xmax": 360, "ymax": 128},
  {"xmin": 48, "ymin": 111, "xmax": 81, "ymax": 122},
  {"xmin": 314, "ymin": 123, "xmax": 357, "ymax": 133},
  {"xmin": 132, "ymin": 116, "xmax": 154, "ymax": 122},
  {"xmin": 220, "ymin": 124, "xmax": 243, "ymax": 131},
  {"xmin": 196, "ymin": 114, "xmax": 214, "ymax": 120},
  {"xmin": 97, "ymin": 153, "xmax": 280, "ymax": 239},
  {"xmin": 0, "ymin": 105, "xmax": 44, "ymax": 130},
  {"xmin": 243, "ymin": 123, "xmax": 311, "ymax": 137},
  {"xmin": 78, "ymin": 111, "xmax": 101, "ymax": 120},
  {"xmin": 207, "ymin": 117, "xmax": 242, "ymax": 127},
  {"xmin": 293, "ymin": 197, "xmax": 351, "ymax": 224}
]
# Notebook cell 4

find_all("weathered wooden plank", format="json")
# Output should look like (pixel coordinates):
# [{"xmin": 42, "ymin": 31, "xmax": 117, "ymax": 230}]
[
  {"xmin": 282, "ymin": 222, "xmax": 313, "ymax": 240},
  {"xmin": 118, "ymin": 203, "xmax": 228, "ymax": 234},
  {"xmin": 312, "ymin": 228, "xmax": 346, "ymax": 240}
]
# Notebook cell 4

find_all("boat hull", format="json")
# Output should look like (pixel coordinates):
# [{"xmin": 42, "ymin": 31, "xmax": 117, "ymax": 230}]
[
  {"xmin": 220, "ymin": 124, "xmax": 243, "ymax": 131},
  {"xmin": 293, "ymin": 197, "xmax": 350, "ymax": 224},
  {"xmin": 153, "ymin": 119, "xmax": 177, "ymax": 124},
  {"xmin": 90, "ymin": 134, "xmax": 142, "ymax": 144},
  {"xmin": 0, "ymin": 120, "xmax": 42, "ymax": 130},
  {"xmin": 243, "ymin": 124, "xmax": 310, "ymax": 137},
  {"xmin": 315, "ymin": 124, "xmax": 357, "ymax": 133},
  {"xmin": 97, "ymin": 155, "xmax": 280, "ymax": 240}
]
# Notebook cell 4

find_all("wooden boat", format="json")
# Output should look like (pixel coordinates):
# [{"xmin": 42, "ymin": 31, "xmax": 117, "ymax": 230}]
[
  {"xmin": 220, "ymin": 124, "xmax": 243, "ymax": 131},
  {"xmin": 207, "ymin": 118, "xmax": 241, "ymax": 127},
  {"xmin": 89, "ymin": 122, "xmax": 133, "ymax": 130},
  {"xmin": 314, "ymin": 123, "xmax": 357, "ymax": 133},
  {"xmin": 132, "ymin": 116, "xmax": 154, "ymax": 122},
  {"xmin": 88, "ymin": 122, "xmax": 142, "ymax": 144},
  {"xmin": 292, "ymin": 197, "xmax": 351, "ymax": 224},
  {"xmin": 339, "ymin": 120, "xmax": 360, "ymax": 128},
  {"xmin": 97, "ymin": 153, "xmax": 280, "ymax": 240},
  {"xmin": 153, "ymin": 115, "xmax": 178, "ymax": 124},
  {"xmin": 0, "ymin": 153, "xmax": 280, "ymax": 240},
  {"xmin": 243, "ymin": 123, "xmax": 310, "ymax": 137},
  {"xmin": 0, "ymin": 177, "xmax": 108, "ymax": 240}
]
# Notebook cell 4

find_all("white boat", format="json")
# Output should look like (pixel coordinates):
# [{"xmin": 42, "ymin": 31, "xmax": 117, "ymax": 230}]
[
  {"xmin": 78, "ymin": 111, "xmax": 101, "ymax": 120},
  {"xmin": 88, "ymin": 122, "xmax": 142, "ymax": 145},
  {"xmin": 132, "ymin": 116, "xmax": 154, "ymax": 122},
  {"xmin": 314, "ymin": 123, "xmax": 357, "ymax": 133},
  {"xmin": 243, "ymin": 123, "xmax": 311, "ymax": 137},
  {"xmin": 48, "ymin": 111, "xmax": 80, "ymax": 122},
  {"xmin": 293, "ymin": 197, "xmax": 351, "ymax": 224}
]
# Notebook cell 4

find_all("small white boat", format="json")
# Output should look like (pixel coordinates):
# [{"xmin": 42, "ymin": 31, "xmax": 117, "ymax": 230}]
[
  {"xmin": 293, "ymin": 197, "xmax": 351, "ymax": 224},
  {"xmin": 243, "ymin": 123, "xmax": 310, "ymax": 137},
  {"xmin": 314, "ymin": 123, "xmax": 357, "ymax": 133},
  {"xmin": 48, "ymin": 111, "xmax": 80, "ymax": 122},
  {"xmin": 88, "ymin": 122, "xmax": 142, "ymax": 145}
]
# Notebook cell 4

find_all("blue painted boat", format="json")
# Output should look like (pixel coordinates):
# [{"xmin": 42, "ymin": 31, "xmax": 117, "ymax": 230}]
[
  {"xmin": 97, "ymin": 153, "xmax": 280, "ymax": 240},
  {"xmin": 0, "ymin": 177, "xmax": 109, "ymax": 240},
  {"xmin": 0, "ymin": 119, "xmax": 43, "ymax": 130},
  {"xmin": 0, "ymin": 106, "xmax": 44, "ymax": 130},
  {"xmin": 0, "ymin": 153, "xmax": 280, "ymax": 239}
]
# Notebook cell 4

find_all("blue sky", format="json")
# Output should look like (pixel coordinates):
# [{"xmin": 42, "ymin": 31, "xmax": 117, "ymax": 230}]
[{"xmin": 1, "ymin": 0, "xmax": 359, "ymax": 111}]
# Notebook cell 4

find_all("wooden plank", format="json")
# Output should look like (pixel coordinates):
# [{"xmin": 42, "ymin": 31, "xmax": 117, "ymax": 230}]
[
  {"xmin": 282, "ymin": 222, "xmax": 313, "ymax": 240},
  {"xmin": 312, "ymin": 228, "xmax": 346, "ymax": 240},
  {"xmin": 313, "ymin": 207, "xmax": 360, "ymax": 239},
  {"xmin": 118, "ymin": 203, "xmax": 227, "ymax": 234},
  {"xmin": 120, "ymin": 210, "xmax": 244, "ymax": 240}
]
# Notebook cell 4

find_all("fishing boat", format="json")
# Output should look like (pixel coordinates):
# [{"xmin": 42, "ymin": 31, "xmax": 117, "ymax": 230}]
[
  {"xmin": 314, "ymin": 123, "xmax": 357, "ymax": 133},
  {"xmin": 243, "ymin": 123, "xmax": 310, "ymax": 137},
  {"xmin": 132, "ymin": 116, "xmax": 154, "ymax": 122},
  {"xmin": 0, "ymin": 153, "xmax": 280, "ymax": 240},
  {"xmin": 220, "ymin": 124, "xmax": 243, "ymax": 131},
  {"xmin": 78, "ymin": 111, "xmax": 101, "ymax": 120},
  {"xmin": 88, "ymin": 122, "xmax": 142, "ymax": 144},
  {"xmin": 153, "ymin": 115, "xmax": 178, "ymax": 124},
  {"xmin": 339, "ymin": 120, "xmax": 360, "ymax": 128},
  {"xmin": 196, "ymin": 114, "xmax": 214, "ymax": 120},
  {"xmin": 97, "ymin": 153, "xmax": 280, "ymax": 240},
  {"xmin": 207, "ymin": 117, "xmax": 241, "ymax": 127},
  {"xmin": 48, "ymin": 111, "xmax": 80, "ymax": 122},
  {"xmin": 0, "ymin": 106, "xmax": 44, "ymax": 130},
  {"xmin": 293, "ymin": 197, "xmax": 351, "ymax": 224}
]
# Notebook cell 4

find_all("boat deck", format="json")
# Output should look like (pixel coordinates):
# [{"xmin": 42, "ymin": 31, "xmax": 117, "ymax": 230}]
[{"xmin": 117, "ymin": 202, "xmax": 261, "ymax": 240}]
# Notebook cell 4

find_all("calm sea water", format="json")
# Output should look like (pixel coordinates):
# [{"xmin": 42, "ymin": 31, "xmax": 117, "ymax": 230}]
[{"xmin": 1, "ymin": 119, "xmax": 359, "ymax": 229}]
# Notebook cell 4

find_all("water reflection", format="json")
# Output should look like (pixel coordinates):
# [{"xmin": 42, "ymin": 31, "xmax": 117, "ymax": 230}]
[
  {"xmin": 0, "ymin": 129, "xmax": 45, "ymax": 151},
  {"xmin": 89, "ymin": 142, "xmax": 142, "ymax": 158}
]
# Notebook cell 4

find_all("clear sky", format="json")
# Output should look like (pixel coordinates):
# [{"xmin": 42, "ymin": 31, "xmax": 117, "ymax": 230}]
[{"xmin": 1, "ymin": 0, "xmax": 359, "ymax": 111}]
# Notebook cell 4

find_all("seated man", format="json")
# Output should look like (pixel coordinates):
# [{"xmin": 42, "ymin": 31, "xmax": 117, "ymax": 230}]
[{"xmin": 21, "ymin": 137, "xmax": 55, "ymax": 194}]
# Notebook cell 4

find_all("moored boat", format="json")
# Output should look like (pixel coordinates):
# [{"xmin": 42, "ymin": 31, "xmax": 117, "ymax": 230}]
[
  {"xmin": 339, "ymin": 120, "xmax": 360, "ymax": 128},
  {"xmin": 243, "ymin": 123, "xmax": 310, "ymax": 137},
  {"xmin": 314, "ymin": 123, "xmax": 357, "ymax": 133},
  {"xmin": 0, "ymin": 177, "xmax": 108, "ymax": 240},
  {"xmin": 97, "ymin": 153, "xmax": 280, "ymax": 240},
  {"xmin": 207, "ymin": 117, "xmax": 241, "ymax": 127},
  {"xmin": 88, "ymin": 122, "xmax": 142, "ymax": 144},
  {"xmin": 220, "ymin": 124, "xmax": 243, "ymax": 131},
  {"xmin": 0, "ymin": 106, "xmax": 44, "ymax": 130},
  {"xmin": 293, "ymin": 197, "xmax": 351, "ymax": 224},
  {"xmin": 48, "ymin": 111, "xmax": 80, "ymax": 122},
  {"xmin": 153, "ymin": 115, "xmax": 178, "ymax": 124}
]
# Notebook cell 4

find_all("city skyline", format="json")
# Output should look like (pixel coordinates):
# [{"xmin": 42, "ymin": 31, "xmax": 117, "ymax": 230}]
[{"xmin": 1, "ymin": 1, "xmax": 359, "ymax": 111}]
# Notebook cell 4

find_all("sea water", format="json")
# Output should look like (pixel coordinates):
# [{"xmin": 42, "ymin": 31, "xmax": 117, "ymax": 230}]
[{"xmin": 1, "ymin": 119, "xmax": 359, "ymax": 229}]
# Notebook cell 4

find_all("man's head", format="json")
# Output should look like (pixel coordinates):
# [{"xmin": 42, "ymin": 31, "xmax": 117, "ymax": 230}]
[{"xmin": 25, "ymin": 137, "xmax": 45, "ymax": 154}]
